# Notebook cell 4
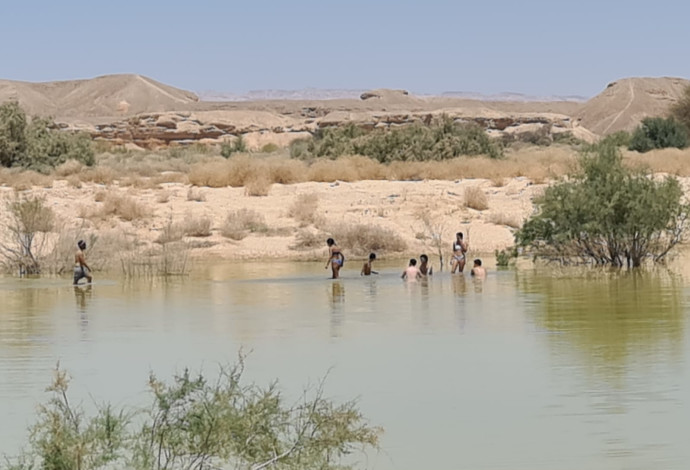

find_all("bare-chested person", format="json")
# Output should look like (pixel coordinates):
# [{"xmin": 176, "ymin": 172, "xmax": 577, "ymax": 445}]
[
  {"xmin": 419, "ymin": 254, "xmax": 433, "ymax": 276},
  {"xmin": 401, "ymin": 258, "xmax": 422, "ymax": 281},
  {"xmin": 73, "ymin": 240, "xmax": 93, "ymax": 285},
  {"xmin": 361, "ymin": 253, "xmax": 378, "ymax": 276},
  {"xmin": 470, "ymin": 258, "xmax": 486, "ymax": 278},
  {"xmin": 325, "ymin": 238, "xmax": 345, "ymax": 279},
  {"xmin": 451, "ymin": 232, "xmax": 468, "ymax": 273}
]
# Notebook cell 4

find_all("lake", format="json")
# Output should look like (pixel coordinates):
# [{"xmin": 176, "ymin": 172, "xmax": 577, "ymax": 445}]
[{"xmin": 1, "ymin": 260, "xmax": 689, "ymax": 470}]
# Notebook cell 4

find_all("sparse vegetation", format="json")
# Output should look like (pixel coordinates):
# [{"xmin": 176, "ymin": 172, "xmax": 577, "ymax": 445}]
[
  {"xmin": 464, "ymin": 186, "xmax": 489, "ymax": 211},
  {"xmin": 220, "ymin": 135, "xmax": 247, "ymax": 158},
  {"xmin": 180, "ymin": 216, "xmax": 212, "ymax": 237},
  {"xmin": 327, "ymin": 223, "xmax": 407, "ymax": 256},
  {"xmin": 0, "ymin": 194, "xmax": 55, "ymax": 274},
  {"xmin": 244, "ymin": 173, "xmax": 272, "ymax": 196},
  {"xmin": 489, "ymin": 211, "xmax": 523, "ymax": 229},
  {"xmin": 670, "ymin": 84, "xmax": 690, "ymax": 132},
  {"xmin": 516, "ymin": 142, "xmax": 689, "ymax": 267},
  {"xmin": 100, "ymin": 193, "xmax": 150, "ymax": 221},
  {"xmin": 290, "ymin": 116, "xmax": 503, "ymax": 162},
  {"xmin": 221, "ymin": 209, "xmax": 268, "ymax": 240},
  {"xmin": 6, "ymin": 358, "xmax": 380, "ymax": 470},
  {"xmin": 0, "ymin": 101, "xmax": 94, "ymax": 172},
  {"xmin": 288, "ymin": 193, "xmax": 320, "ymax": 226},
  {"xmin": 495, "ymin": 246, "xmax": 518, "ymax": 267},
  {"xmin": 628, "ymin": 117, "xmax": 688, "ymax": 153}
]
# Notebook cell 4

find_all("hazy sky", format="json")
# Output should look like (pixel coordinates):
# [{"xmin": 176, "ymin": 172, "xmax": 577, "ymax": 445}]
[{"xmin": 2, "ymin": 0, "xmax": 689, "ymax": 97}]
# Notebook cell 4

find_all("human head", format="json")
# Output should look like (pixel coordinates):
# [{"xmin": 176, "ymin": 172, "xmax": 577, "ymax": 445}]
[
  {"xmin": 474, "ymin": 258, "xmax": 482, "ymax": 267},
  {"xmin": 420, "ymin": 254, "xmax": 428, "ymax": 263},
  {"xmin": 326, "ymin": 238, "xmax": 335, "ymax": 247},
  {"xmin": 456, "ymin": 232, "xmax": 463, "ymax": 240},
  {"xmin": 77, "ymin": 240, "xmax": 86, "ymax": 250},
  {"xmin": 369, "ymin": 253, "xmax": 376, "ymax": 261},
  {"xmin": 409, "ymin": 258, "xmax": 417, "ymax": 266}
]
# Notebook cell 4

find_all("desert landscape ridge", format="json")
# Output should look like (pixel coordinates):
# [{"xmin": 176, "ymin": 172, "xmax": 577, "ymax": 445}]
[{"xmin": 2, "ymin": 74, "xmax": 689, "ymax": 149}]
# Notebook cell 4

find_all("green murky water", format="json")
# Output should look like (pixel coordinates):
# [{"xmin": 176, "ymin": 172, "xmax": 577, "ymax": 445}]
[{"xmin": 1, "ymin": 261, "xmax": 689, "ymax": 469}]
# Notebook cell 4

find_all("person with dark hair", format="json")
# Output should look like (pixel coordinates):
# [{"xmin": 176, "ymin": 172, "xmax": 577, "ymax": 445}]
[
  {"xmin": 419, "ymin": 254, "xmax": 433, "ymax": 276},
  {"xmin": 73, "ymin": 240, "xmax": 93, "ymax": 285},
  {"xmin": 325, "ymin": 238, "xmax": 345, "ymax": 279},
  {"xmin": 361, "ymin": 252, "xmax": 378, "ymax": 276},
  {"xmin": 401, "ymin": 258, "xmax": 422, "ymax": 281},
  {"xmin": 471, "ymin": 258, "xmax": 486, "ymax": 278},
  {"xmin": 451, "ymin": 232, "xmax": 468, "ymax": 273}
]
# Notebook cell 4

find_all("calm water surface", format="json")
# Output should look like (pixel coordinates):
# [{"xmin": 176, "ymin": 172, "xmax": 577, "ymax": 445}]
[{"xmin": 1, "ymin": 261, "xmax": 690, "ymax": 470}]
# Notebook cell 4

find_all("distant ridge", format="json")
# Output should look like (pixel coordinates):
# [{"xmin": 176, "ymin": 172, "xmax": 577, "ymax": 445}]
[
  {"xmin": 575, "ymin": 77, "xmax": 690, "ymax": 135},
  {"xmin": 0, "ymin": 74, "xmax": 198, "ymax": 120},
  {"xmin": 440, "ymin": 91, "xmax": 588, "ymax": 103}
]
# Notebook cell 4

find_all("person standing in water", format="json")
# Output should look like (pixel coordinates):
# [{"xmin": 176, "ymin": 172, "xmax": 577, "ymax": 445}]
[
  {"xmin": 451, "ymin": 232, "xmax": 468, "ymax": 274},
  {"xmin": 419, "ymin": 254, "xmax": 433, "ymax": 276},
  {"xmin": 73, "ymin": 240, "xmax": 93, "ymax": 285},
  {"xmin": 325, "ymin": 238, "xmax": 345, "ymax": 279},
  {"xmin": 401, "ymin": 258, "xmax": 422, "ymax": 281},
  {"xmin": 361, "ymin": 253, "xmax": 378, "ymax": 276},
  {"xmin": 471, "ymin": 258, "xmax": 486, "ymax": 278}
]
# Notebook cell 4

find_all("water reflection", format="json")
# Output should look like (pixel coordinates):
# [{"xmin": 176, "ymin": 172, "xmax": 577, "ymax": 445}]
[
  {"xmin": 328, "ymin": 281, "xmax": 345, "ymax": 337},
  {"xmin": 521, "ymin": 269, "xmax": 685, "ymax": 382}
]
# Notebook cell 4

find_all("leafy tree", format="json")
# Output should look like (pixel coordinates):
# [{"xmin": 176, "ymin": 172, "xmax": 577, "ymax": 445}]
[
  {"xmin": 0, "ymin": 101, "xmax": 94, "ymax": 172},
  {"xmin": 628, "ymin": 117, "xmax": 688, "ymax": 152},
  {"xmin": 516, "ymin": 142, "xmax": 689, "ymax": 267}
]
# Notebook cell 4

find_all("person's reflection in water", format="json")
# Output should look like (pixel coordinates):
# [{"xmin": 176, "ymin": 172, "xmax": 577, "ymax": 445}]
[
  {"xmin": 74, "ymin": 285, "xmax": 92, "ymax": 335},
  {"xmin": 452, "ymin": 274, "xmax": 467, "ymax": 331},
  {"xmin": 420, "ymin": 277, "xmax": 431, "ymax": 324},
  {"xmin": 328, "ymin": 281, "xmax": 345, "ymax": 338}
]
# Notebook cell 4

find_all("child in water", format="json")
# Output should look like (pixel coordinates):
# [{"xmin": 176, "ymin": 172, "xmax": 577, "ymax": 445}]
[
  {"xmin": 325, "ymin": 238, "xmax": 345, "ymax": 279},
  {"xmin": 419, "ymin": 254, "xmax": 433, "ymax": 276},
  {"xmin": 361, "ymin": 253, "xmax": 378, "ymax": 276},
  {"xmin": 401, "ymin": 258, "xmax": 422, "ymax": 281},
  {"xmin": 470, "ymin": 258, "xmax": 486, "ymax": 278}
]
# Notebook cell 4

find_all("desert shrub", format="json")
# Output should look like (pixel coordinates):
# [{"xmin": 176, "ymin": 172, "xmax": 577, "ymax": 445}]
[
  {"xmin": 244, "ymin": 173, "xmax": 272, "ymax": 196},
  {"xmin": 464, "ymin": 186, "xmax": 489, "ymax": 211},
  {"xmin": 180, "ymin": 216, "xmax": 212, "ymax": 237},
  {"xmin": 100, "ymin": 193, "xmax": 150, "ymax": 221},
  {"xmin": 290, "ymin": 116, "xmax": 503, "ymax": 162},
  {"xmin": 288, "ymin": 193, "xmax": 320, "ymax": 226},
  {"xmin": 260, "ymin": 142, "xmax": 280, "ymax": 153},
  {"xmin": 628, "ymin": 117, "xmax": 688, "ymax": 153},
  {"xmin": 220, "ymin": 135, "xmax": 247, "ymax": 158},
  {"xmin": 0, "ymin": 102, "xmax": 94, "ymax": 172},
  {"xmin": 489, "ymin": 212, "xmax": 523, "ymax": 228},
  {"xmin": 328, "ymin": 223, "xmax": 407, "ymax": 256},
  {"xmin": 601, "ymin": 130, "xmax": 631, "ymax": 148},
  {"xmin": 290, "ymin": 229, "xmax": 324, "ymax": 250},
  {"xmin": 186, "ymin": 187, "xmax": 206, "ymax": 202},
  {"xmin": 516, "ymin": 142, "xmax": 689, "ymax": 267},
  {"xmin": 670, "ymin": 84, "xmax": 690, "ymax": 131},
  {"xmin": 495, "ymin": 246, "xmax": 518, "ymax": 267},
  {"xmin": 0, "ymin": 194, "xmax": 55, "ymax": 274},
  {"xmin": 221, "ymin": 209, "xmax": 268, "ymax": 240}
]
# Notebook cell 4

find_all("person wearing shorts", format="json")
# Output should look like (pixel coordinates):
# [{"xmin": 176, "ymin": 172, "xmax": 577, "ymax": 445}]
[{"xmin": 74, "ymin": 240, "xmax": 93, "ymax": 285}]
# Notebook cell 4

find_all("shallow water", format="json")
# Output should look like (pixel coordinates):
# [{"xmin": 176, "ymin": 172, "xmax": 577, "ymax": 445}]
[{"xmin": 1, "ymin": 262, "xmax": 690, "ymax": 469}]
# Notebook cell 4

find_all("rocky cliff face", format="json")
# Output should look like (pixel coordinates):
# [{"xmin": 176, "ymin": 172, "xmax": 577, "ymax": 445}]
[{"xmin": 76, "ymin": 109, "xmax": 595, "ymax": 150}]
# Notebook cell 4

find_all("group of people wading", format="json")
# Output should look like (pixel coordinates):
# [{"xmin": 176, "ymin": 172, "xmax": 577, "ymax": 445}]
[{"xmin": 325, "ymin": 231, "xmax": 486, "ymax": 281}]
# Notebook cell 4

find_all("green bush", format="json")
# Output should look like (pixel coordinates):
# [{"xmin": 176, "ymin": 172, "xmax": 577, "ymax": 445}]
[
  {"xmin": 0, "ymin": 101, "xmax": 94, "ymax": 172},
  {"xmin": 516, "ymin": 142, "xmax": 689, "ymax": 267},
  {"xmin": 628, "ymin": 117, "xmax": 688, "ymax": 153},
  {"xmin": 495, "ymin": 246, "xmax": 518, "ymax": 267},
  {"xmin": 290, "ymin": 116, "xmax": 503, "ymax": 162},
  {"xmin": 220, "ymin": 134, "xmax": 247, "ymax": 158},
  {"xmin": 670, "ymin": 84, "xmax": 690, "ymax": 132}
]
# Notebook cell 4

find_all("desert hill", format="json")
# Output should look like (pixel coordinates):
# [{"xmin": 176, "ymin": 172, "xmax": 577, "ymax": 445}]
[
  {"xmin": 0, "ymin": 74, "xmax": 688, "ymax": 147},
  {"xmin": 0, "ymin": 74, "xmax": 198, "ymax": 120},
  {"xmin": 575, "ymin": 77, "xmax": 690, "ymax": 135}
]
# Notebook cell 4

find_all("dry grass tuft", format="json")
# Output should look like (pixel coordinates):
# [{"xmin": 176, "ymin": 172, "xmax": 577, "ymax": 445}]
[
  {"xmin": 464, "ymin": 186, "xmax": 489, "ymax": 211},
  {"xmin": 290, "ymin": 229, "xmax": 325, "ymax": 251},
  {"xmin": 244, "ymin": 173, "xmax": 272, "ymax": 197},
  {"xmin": 94, "ymin": 190, "xmax": 107, "ymax": 202},
  {"xmin": 54, "ymin": 159, "xmax": 84, "ymax": 177},
  {"xmin": 187, "ymin": 187, "xmax": 206, "ymax": 202},
  {"xmin": 488, "ymin": 212, "xmax": 523, "ymax": 229},
  {"xmin": 327, "ymin": 223, "xmax": 407, "ymax": 256},
  {"xmin": 221, "ymin": 209, "xmax": 268, "ymax": 240},
  {"xmin": 100, "ymin": 193, "xmax": 151, "ymax": 221},
  {"xmin": 288, "ymin": 193, "xmax": 320, "ymax": 226},
  {"xmin": 9, "ymin": 171, "xmax": 53, "ymax": 190},
  {"xmin": 156, "ymin": 191, "xmax": 172, "ymax": 204},
  {"xmin": 66, "ymin": 175, "xmax": 82, "ymax": 188},
  {"xmin": 80, "ymin": 166, "xmax": 116, "ymax": 185},
  {"xmin": 180, "ymin": 216, "xmax": 212, "ymax": 237}
]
